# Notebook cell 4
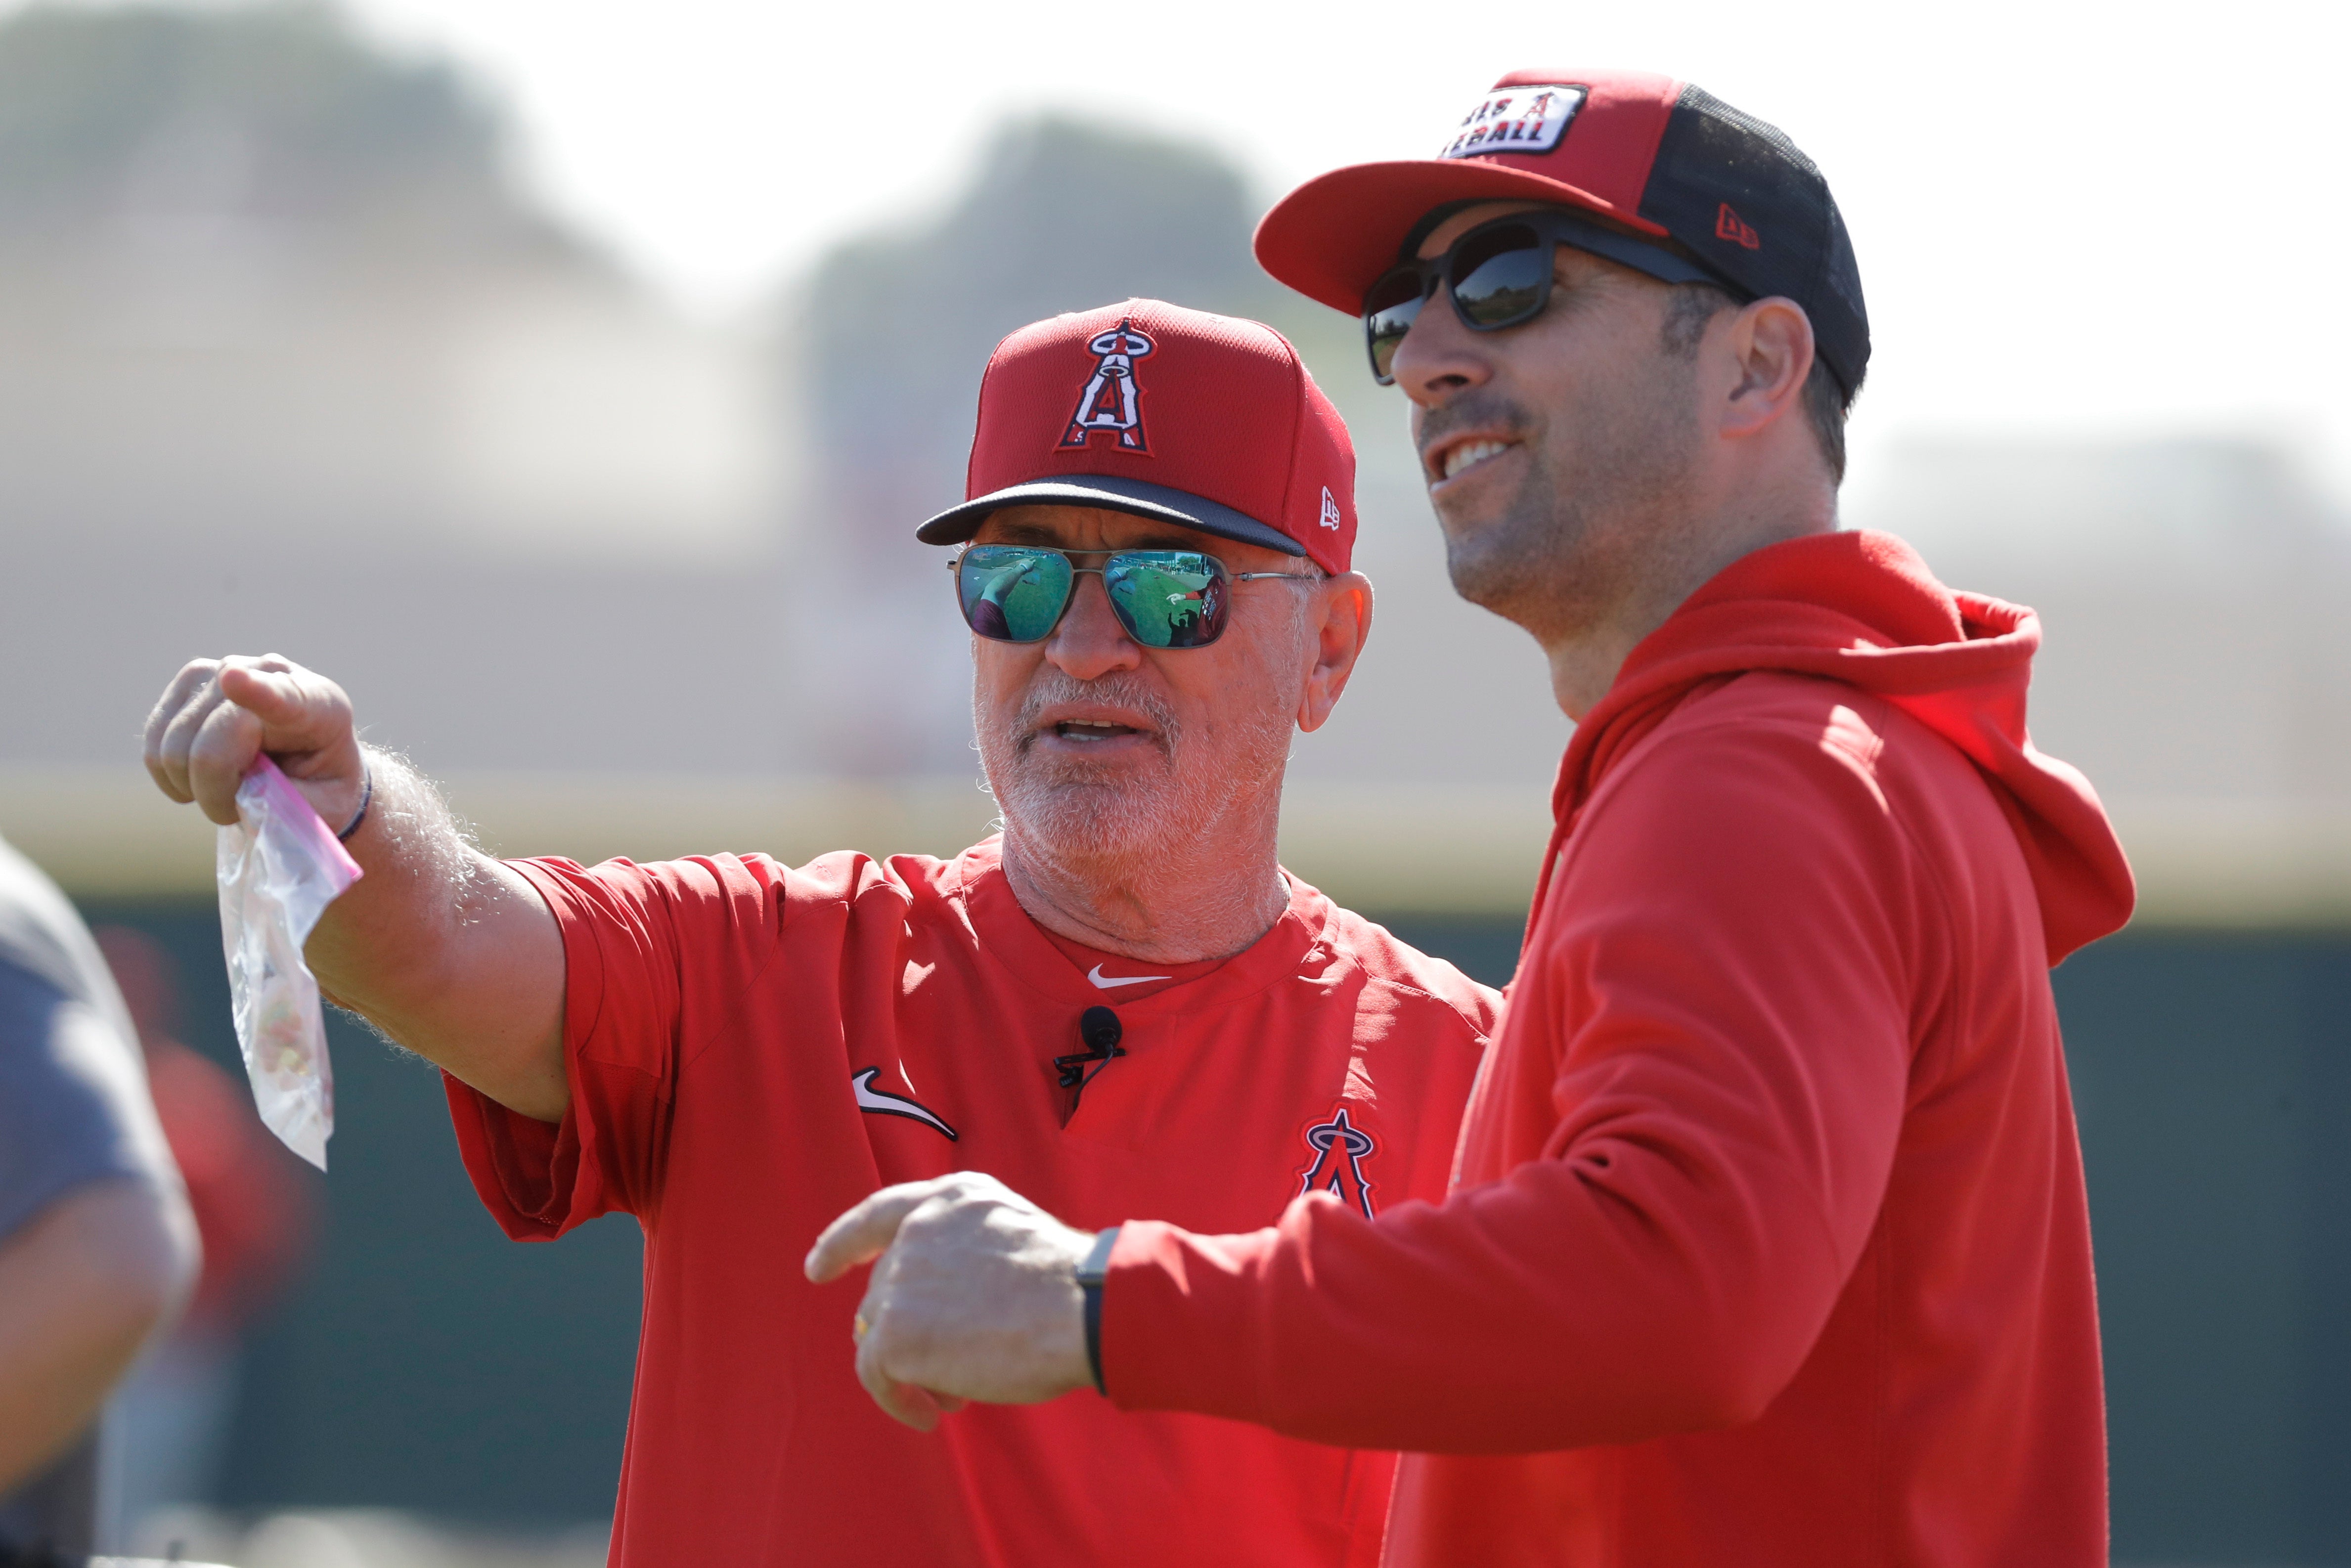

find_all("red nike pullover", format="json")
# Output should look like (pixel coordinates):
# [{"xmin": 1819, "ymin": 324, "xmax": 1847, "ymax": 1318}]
[{"xmin": 1101, "ymin": 531, "xmax": 2135, "ymax": 1567}]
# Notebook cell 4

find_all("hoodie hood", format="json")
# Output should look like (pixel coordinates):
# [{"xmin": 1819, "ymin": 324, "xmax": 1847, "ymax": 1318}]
[{"xmin": 1549, "ymin": 529, "xmax": 2134, "ymax": 964}]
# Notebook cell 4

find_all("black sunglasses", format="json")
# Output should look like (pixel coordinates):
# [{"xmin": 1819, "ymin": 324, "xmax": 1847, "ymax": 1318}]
[{"xmin": 1362, "ymin": 209, "xmax": 1734, "ymax": 384}]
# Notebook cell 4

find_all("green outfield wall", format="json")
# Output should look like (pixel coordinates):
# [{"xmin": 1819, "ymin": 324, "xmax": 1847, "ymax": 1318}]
[{"xmin": 72, "ymin": 902, "xmax": 2351, "ymax": 1566}]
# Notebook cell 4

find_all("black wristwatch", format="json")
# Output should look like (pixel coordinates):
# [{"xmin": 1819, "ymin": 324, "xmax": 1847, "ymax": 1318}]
[{"xmin": 1075, "ymin": 1226, "xmax": 1120, "ymax": 1395}]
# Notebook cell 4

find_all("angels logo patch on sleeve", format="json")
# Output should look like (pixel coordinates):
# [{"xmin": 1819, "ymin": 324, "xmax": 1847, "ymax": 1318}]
[{"xmin": 1297, "ymin": 1105, "xmax": 1377, "ymax": 1219}]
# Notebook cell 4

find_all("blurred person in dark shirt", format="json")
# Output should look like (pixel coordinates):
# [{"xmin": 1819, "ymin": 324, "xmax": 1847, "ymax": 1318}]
[
  {"xmin": 91, "ymin": 929, "xmax": 318, "ymax": 1544},
  {"xmin": 0, "ymin": 839, "xmax": 197, "ymax": 1563}
]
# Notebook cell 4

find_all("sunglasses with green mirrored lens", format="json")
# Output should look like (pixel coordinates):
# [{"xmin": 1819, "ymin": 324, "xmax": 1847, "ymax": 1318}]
[{"xmin": 949, "ymin": 544, "xmax": 1312, "ymax": 650}]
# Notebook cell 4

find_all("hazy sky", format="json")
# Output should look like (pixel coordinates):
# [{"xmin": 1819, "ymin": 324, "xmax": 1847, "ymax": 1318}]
[{"xmin": 53, "ymin": 0, "xmax": 2351, "ymax": 499}]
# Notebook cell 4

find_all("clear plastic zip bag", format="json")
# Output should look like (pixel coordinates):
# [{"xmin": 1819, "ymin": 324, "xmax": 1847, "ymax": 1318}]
[{"xmin": 216, "ymin": 756, "xmax": 363, "ymax": 1170}]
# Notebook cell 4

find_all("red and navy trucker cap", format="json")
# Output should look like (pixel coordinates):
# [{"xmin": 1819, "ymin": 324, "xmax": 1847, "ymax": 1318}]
[
  {"xmin": 1254, "ymin": 69, "xmax": 1869, "ymax": 398},
  {"xmin": 916, "ymin": 298, "xmax": 1359, "ymax": 575}
]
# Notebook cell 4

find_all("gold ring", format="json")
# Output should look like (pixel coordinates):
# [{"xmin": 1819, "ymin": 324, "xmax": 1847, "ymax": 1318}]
[{"xmin": 852, "ymin": 1312, "xmax": 870, "ymax": 1342}]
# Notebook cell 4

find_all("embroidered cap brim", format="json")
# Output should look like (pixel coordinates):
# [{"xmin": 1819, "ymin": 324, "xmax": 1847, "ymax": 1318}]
[{"xmin": 917, "ymin": 472, "xmax": 1306, "ymax": 558}]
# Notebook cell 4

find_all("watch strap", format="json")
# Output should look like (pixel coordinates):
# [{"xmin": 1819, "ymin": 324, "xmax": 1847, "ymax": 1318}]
[{"xmin": 1076, "ymin": 1226, "xmax": 1119, "ymax": 1395}]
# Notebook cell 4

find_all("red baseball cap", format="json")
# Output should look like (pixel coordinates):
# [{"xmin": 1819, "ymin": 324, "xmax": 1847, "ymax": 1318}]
[
  {"xmin": 1254, "ymin": 69, "xmax": 1869, "ymax": 397},
  {"xmin": 916, "ymin": 298, "xmax": 1358, "ymax": 575}
]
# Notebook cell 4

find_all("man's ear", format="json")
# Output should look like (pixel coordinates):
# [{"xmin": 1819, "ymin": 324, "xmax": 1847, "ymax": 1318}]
[
  {"xmin": 1297, "ymin": 572, "xmax": 1373, "ymax": 734},
  {"xmin": 1716, "ymin": 297, "xmax": 1815, "ymax": 441}
]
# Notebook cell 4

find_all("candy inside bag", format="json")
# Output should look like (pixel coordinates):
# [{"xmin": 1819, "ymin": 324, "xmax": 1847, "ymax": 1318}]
[{"xmin": 216, "ymin": 756, "xmax": 363, "ymax": 1170}]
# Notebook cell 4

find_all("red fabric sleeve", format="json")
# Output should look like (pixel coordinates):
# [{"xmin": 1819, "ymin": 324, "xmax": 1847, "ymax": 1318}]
[
  {"xmin": 1102, "ymin": 718, "xmax": 1930, "ymax": 1452},
  {"xmin": 444, "ymin": 856, "xmax": 703, "ymax": 1239}
]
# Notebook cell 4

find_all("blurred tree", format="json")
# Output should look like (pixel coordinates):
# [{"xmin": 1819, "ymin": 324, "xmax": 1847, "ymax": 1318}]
[
  {"xmin": 0, "ymin": 0, "xmax": 588, "ymax": 269},
  {"xmin": 801, "ymin": 115, "xmax": 1280, "ymax": 502},
  {"xmin": 784, "ymin": 115, "xmax": 1300, "ymax": 775}
]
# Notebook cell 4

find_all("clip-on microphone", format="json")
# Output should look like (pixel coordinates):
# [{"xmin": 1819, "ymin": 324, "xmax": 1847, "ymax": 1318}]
[{"xmin": 1055, "ymin": 1005, "xmax": 1127, "ymax": 1105}]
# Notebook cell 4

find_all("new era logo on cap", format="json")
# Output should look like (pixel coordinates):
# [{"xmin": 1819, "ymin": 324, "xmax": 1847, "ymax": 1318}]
[
  {"xmin": 1440, "ymin": 85, "xmax": 1585, "ymax": 160},
  {"xmin": 915, "ymin": 299, "xmax": 1360, "ymax": 576}
]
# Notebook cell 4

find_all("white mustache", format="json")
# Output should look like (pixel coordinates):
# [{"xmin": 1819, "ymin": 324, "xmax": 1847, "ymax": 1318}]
[{"xmin": 1012, "ymin": 673, "xmax": 1180, "ymax": 750}]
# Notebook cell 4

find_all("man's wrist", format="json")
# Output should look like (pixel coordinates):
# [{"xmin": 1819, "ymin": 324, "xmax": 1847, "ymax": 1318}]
[
  {"xmin": 336, "ymin": 754, "xmax": 374, "ymax": 842},
  {"xmin": 1074, "ymin": 1225, "xmax": 1120, "ymax": 1396}
]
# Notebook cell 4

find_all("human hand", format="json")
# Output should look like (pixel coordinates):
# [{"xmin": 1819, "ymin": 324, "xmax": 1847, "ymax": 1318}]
[
  {"xmin": 143, "ymin": 654, "xmax": 364, "ymax": 830},
  {"xmin": 804, "ymin": 1172, "xmax": 1097, "ymax": 1432}
]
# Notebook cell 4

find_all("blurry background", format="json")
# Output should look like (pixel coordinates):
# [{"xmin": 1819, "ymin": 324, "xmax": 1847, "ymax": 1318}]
[{"xmin": 0, "ymin": 0, "xmax": 2343, "ymax": 1563}]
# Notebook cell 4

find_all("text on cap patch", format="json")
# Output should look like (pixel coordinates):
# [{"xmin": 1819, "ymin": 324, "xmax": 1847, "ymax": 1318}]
[{"xmin": 1439, "ymin": 85, "xmax": 1587, "ymax": 160}]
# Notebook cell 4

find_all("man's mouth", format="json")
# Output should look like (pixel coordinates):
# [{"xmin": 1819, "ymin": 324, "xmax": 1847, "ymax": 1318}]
[
  {"xmin": 1053, "ymin": 719, "xmax": 1142, "ymax": 743},
  {"xmin": 1006, "ymin": 679, "xmax": 1179, "ymax": 764},
  {"xmin": 1430, "ymin": 437, "xmax": 1518, "ymax": 484}
]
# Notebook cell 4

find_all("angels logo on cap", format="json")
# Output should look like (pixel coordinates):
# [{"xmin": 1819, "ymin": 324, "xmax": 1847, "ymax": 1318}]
[
  {"xmin": 1060, "ymin": 319, "xmax": 1154, "ymax": 452},
  {"xmin": 914, "ymin": 299, "xmax": 1361, "ymax": 577}
]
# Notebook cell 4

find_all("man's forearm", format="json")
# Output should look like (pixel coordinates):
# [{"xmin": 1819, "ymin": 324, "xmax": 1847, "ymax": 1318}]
[
  {"xmin": 1102, "ymin": 1145, "xmax": 1855, "ymax": 1454},
  {"xmin": 143, "ymin": 657, "xmax": 569, "ymax": 1119},
  {"xmin": 304, "ymin": 748, "xmax": 569, "ymax": 1121},
  {"xmin": 307, "ymin": 746, "xmax": 487, "ymax": 1006},
  {"xmin": 0, "ymin": 1180, "xmax": 198, "ymax": 1491}
]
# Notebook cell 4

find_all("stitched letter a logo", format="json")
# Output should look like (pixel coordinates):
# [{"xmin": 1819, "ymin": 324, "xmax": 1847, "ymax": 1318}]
[
  {"xmin": 1061, "ymin": 319, "xmax": 1155, "ymax": 452},
  {"xmin": 1298, "ymin": 1106, "xmax": 1377, "ymax": 1219}
]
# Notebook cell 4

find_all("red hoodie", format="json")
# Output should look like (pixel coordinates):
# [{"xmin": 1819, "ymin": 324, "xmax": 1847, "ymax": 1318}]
[{"xmin": 1100, "ymin": 531, "xmax": 2135, "ymax": 1567}]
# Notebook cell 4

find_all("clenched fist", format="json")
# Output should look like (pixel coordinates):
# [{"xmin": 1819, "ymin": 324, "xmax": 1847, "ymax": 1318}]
[
  {"xmin": 137, "ymin": 651, "xmax": 572, "ymax": 1121},
  {"xmin": 142, "ymin": 654, "xmax": 365, "ymax": 833}
]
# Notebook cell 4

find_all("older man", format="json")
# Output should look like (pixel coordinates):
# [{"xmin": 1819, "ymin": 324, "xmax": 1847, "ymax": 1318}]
[
  {"xmin": 141, "ymin": 299, "xmax": 1498, "ymax": 1568},
  {"xmin": 810, "ymin": 72, "xmax": 2138, "ymax": 1567}
]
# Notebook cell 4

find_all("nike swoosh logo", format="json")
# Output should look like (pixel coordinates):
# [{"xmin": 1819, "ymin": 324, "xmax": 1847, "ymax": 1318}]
[
  {"xmin": 1088, "ymin": 963, "xmax": 1172, "ymax": 990},
  {"xmin": 850, "ymin": 1067, "xmax": 958, "ymax": 1141}
]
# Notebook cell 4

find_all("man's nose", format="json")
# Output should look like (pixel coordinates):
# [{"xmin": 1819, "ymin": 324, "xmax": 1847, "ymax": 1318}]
[
  {"xmin": 1045, "ymin": 572, "xmax": 1143, "ymax": 682},
  {"xmin": 1388, "ymin": 285, "xmax": 1493, "ymax": 407}
]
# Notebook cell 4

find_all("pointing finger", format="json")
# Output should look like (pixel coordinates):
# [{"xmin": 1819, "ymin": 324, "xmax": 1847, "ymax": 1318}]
[{"xmin": 805, "ymin": 1180, "xmax": 947, "ymax": 1284}]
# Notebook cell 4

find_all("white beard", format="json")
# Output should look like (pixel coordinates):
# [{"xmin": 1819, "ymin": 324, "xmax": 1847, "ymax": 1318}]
[{"xmin": 978, "ymin": 668, "xmax": 1292, "ymax": 871}]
